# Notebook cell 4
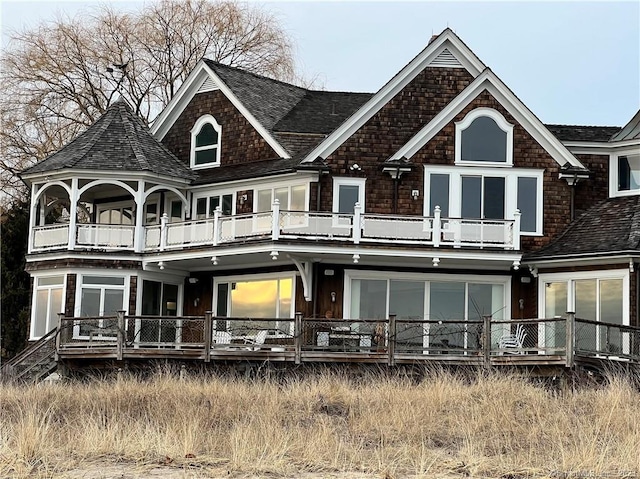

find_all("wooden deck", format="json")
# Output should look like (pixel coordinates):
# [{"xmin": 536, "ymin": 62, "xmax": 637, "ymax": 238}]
[{"xmin": 54, "ymin": 313, "xmax": 640, "ymax": 372}]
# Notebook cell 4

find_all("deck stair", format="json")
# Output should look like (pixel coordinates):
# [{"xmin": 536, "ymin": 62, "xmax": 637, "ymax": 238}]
[{"xmin": 0, "ymin": 329, "xmax": 57, "ymax": 383}]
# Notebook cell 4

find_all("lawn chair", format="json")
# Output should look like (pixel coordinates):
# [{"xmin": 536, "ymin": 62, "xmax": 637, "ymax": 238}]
[
  {"xmin": 243, "ymin": 329, "xmax": 268, "ymax": 350},
  {"xmin": 498, "ymin": 324, "xmax": 527, "ymax": 353}
]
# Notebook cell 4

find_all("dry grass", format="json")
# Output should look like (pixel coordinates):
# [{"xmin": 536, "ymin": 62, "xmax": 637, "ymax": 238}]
[{"xmin": 0, "ymin": 368, "xmax": 638, "ymax": 478}]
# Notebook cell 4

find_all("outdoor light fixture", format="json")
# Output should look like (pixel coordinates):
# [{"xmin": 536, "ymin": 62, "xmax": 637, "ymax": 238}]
[
  {"xmin": 432, "ymin": 257, "xmax": 440, "ymax": 267},
  {"xmin": 330, "ymin": 291, "xmax": 337, "ymax": 303},
  {"xmin": 349, "ymin": 163, "xmax": 362, "ymax": 172},
  {"xmin": 270, "ymin": 250, "xmax": 279, "ymax": 260},
  {"xmin": 352, "ymin": 253, "xmax": 360, "ymax": 264},
  {"xmin": 211, "ymin": 256, "xmax": 218, "ymax": 266},
  {"xmin": 158, "ymin": 261, "xmax": 165, "ymax": 270}
]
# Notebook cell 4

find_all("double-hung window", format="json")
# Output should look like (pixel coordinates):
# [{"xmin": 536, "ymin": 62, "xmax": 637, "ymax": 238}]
[
  {"xmin": 191, "ymin": 115, "xmax": 222, "ymax": 169},
  {"xmin": 195, "ymin": 194, "xmax": 233, "ymax": 219},
  {"xmin": 333, "ymin": 178, "xmax": 366, "ymax": 214}
]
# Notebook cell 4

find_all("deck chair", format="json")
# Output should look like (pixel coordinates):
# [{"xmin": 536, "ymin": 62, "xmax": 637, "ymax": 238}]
[
  {"xmin": 498, "ymin": 324, "xmax": 527, "ymax": 353},
  {"xmin": 243, "ymin": 329, "xmax": 268, "ymax": 350},
  {"xmin": 212, "ymin": 330, "xmax": 231, "ymax": 346}
]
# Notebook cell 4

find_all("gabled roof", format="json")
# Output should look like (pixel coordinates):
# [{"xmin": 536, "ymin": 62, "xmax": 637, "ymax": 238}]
[
  {"xmin": 300, "ymin": 28, "xmax": 487, "ymax": 163},
  {"xmin": 389, "ymin": 69, "xmax": 587, "ymax": 169},
  {"xmin": 546, "ymin": 124, "xmax": 622, "ymax": 142},
  {"xmin": 21, "ymin": 100, "xmax": 195, "ymax": 181},
  {"xmin": 525, "ymin": 195, "xmax": 640, "ymax": 261},
  {"xmin": 610, "ymin": 109, "xmax": 640, "ymax": 142}
]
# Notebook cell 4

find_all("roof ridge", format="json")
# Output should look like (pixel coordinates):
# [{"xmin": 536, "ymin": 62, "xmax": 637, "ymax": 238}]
[
  {"xmin": 545, "ymin": 123, "xmax": 622, "ymax": 129},
  {"xmin": 119, "ymin": 102, "xmax": 152, "ymax": 172},
  {"xmin": 203, "ymin": 58, "xmax": 308, "ymax": 93}
]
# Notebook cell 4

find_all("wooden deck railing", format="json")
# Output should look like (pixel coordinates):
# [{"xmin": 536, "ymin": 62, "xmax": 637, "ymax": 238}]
[{"xmin": 54, "ymin": 312, "xmax": 640, "ymax": 367}]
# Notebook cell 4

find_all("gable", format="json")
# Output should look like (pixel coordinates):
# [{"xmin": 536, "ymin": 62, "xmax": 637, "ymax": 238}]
[
  {"xmin": 390, "ymin": 69, "xmax": 586, "ymax": 170},
  {"xmin": 300, "ymin": 28, "xmax": 486, "ymax": 164},
  {"xmin": 161, "ymin": 89, "xmax": 282, "ymax": 168}
]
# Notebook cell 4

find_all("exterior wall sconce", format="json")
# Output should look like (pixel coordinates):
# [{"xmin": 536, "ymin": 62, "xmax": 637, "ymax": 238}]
[
  {"xmin": 432, "ymin": 257, "xmax": 439, "ymax": 267},
  {"xmin": 330, "ymin": 291, "xmax": 337, "ymax": 303},
  {"xmin": 271, "ymin": 250, "xmax": 279, "ymax": 260},
  {"xmin": 211, "ymin": 256, "xmax": 218, "ymax": 265},
  {"xmin": 512, "ymin": 260, "xmax": 520, "ymax": 270},
  {"xmin": 349, "ymin": 163, "xmax": 362, "ymax": 172},
  {"xmin": 188, "ymin": 277, "xmax": 199, "ymax": 284},
  {"xmin": 352, "ymin": 253, "xmax": 360, "ymax": 263},
  {"xmin": 411, "ymin": 189, "xmax": 420, "ymax": 200},
  {"xmin": 158, "ymin": 261, "xmax": 165, "ymax": 270}
]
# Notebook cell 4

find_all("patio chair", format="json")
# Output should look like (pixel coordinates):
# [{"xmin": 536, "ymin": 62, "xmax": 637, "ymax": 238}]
[
  {"xmin": 243, "ymin": 329, "xmax": 268, "ymax": 350},
  {"xmin": 212, "ymin": 330, "xmax": 231, "ymax": 345},
  {"xmin": 498, "ymin": 324, "xmax": 527, "ymax": 353}
]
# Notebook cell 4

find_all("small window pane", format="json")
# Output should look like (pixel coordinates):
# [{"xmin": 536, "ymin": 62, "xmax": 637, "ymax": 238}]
[
  {"xmin": 461, "ymin": 116, "xmax": 507, "ymax": 162},
  {"xmin": 275, "ymin": 188, "xmax": 288, "ymax": 209},
  {"xmin": 461, "ymin": 176, "xmax": 481, "ymax": 218},
  {"xmin": 38, "ymin": 276, "xmax": 64, "ymax": 287},
  {"xmin": 195, "ymin": 123, "xmax": 218, "ymax": 147},
  {"xmin": 104, "ymin": 289, "xmax": 124, "ymax": 315},
  {"xmin": 222, "ymin": 195, "xmax": 233, "ymax": 215},
  {"xmin": 517, "ymin": 177, "xmax": 538, "ymax": 232},
  {"xmin": 257, "ymin": 190, "xmax": 272, "ymax": 212},
  {"xmin": 209, "ymin": 197, "xmax": 220, "ymax": 216},
  {"xmin": 34, "ymin": 290, "xmax": 49, "ymax": 337},
  {"xmin": 82, "ymin": 276, "xmax": 125, "ymax": 286},
  {"xmin": 618, "ymin": 155, "xmax": 640, "ymax": 191},
  {"xmin": 145, "ymin": 203, "xmax": 158, "ymax": 225},
  {"xmin": 142, "ymin": 280, "xmax": 162, "ymax": 315},
  {"xmin": 483, "ymin": 177, "xmax": 505, "ymax": 220},
  {"xmin": 162, "ymin": 284, "xmax": 179, "ymax": 316},
  {"xmin": 195, "ymin": 149, "xmax": 217, "ymax": 165},
  {"xmin": 278, "ymin": 278, "xmax": 292, "ymax": 318},
  {"xmin": 291, "ymin": 186, "xmax": 306, "ymax": 211},
  {"xmin": 429, "ymin": 174, "xmax": 449, "ymax": 216},
  {"xmin": 338, "ymin": 185, "xmax": 360, "ymax": 214},
  {"xmin": 81, "ymin": 288, "xmax": 101, "ymax": 316},
  {"xmin": 170, "ymin": 201, "xmax": 182, "ymax": 221},
  {"xmin": 196, "ymin": 198, "xmax": 207, "ymax": 219},
  {"xmin": 99, "ymin": 210, "xmax": 111, "ymax": 224},
  {"xmin": 217, "ymin": 283, "xmax": 229, "ymax": 318},
  {"xmin": 50, "ymin": 288, "xmax": 63, "ymax": 331}
]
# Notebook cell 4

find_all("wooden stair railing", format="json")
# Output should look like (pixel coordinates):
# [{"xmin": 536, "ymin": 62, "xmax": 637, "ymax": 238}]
[{"xmin": 0, "ymin": 328, "xmax": 58, "ymax": 383}]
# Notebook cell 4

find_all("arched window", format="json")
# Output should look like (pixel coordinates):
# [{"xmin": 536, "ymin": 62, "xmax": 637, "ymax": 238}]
[
  {"xmin": 455, "ymin": 108, "xmax": 513, "ymax": 166},
  {"xmin": 190, "ymin": 115, "xmax": 222, "ymax": 168}
]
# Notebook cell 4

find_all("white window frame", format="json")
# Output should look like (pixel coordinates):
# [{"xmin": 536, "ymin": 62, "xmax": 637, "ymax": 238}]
[
  {"xmin": 30, "ymin": 274, "xmax": 66, "ymax": 340},
  {"xmin": 191, "ymin": 190, "xmax": 236, "ymax": 219},
  {"xmin": 333, "ymin": 177, "xmax": 366, "ymax": 213},
  {"xmin": 213, "ymin": 271, "xmax": 297, "ymax": 338},
  {"xmin": 73, "ymin": 273, "xmax": 130, "ymax": 340},
  {"xmin": 538, "ymin": 269, "xmax": 630, "ymax": 326},
  {"xmin": 135, "ymin": 273, "xmax": 185, "ymax": 346},
  {"xmin": 253, "ymin": 181, "xmax": 310, "ymax": 213},
  {"xmin": 96, "ymin": 199, "xmax": 135, "ymax": 225},
  {"xmin": 190, "ymin": 114, "xmax": 222, "ymax": 169},
  {"xmin": 455, "ymin": 108, "xmax": 514, "ymax": 167},
  {"xmin": 424, "ymin": 165, "xmax": 544, "ymax": 235},
  {"xmin": 609, "ymin": 148, "xmax": 640, "ymax": 197}
]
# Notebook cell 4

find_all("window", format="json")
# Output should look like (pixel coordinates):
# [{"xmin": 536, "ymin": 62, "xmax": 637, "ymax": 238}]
[
  {"xmin": 455, "ymin": 108, "xmax": 513, "ymax": 166},
  {"xmin": 214, "ymin": 274, "xmax": 295, "ymax": 337},
  {"xmin": 425, "ymin": 166, "xmax": 542, "ymax": 235},
  {"xmin": 96, "ymin": 201, "xmax": 134, "ymax": 225},
  {"xmin": 190, "ymin": 115, "xmax": 222, "ymax": 168},
  {"xmin": 140, "ymin": 280, "xmax": 180, "ymax": 344},
  {"xmin": 31, "ymin": 275, "xmax": 65, "ymax": 339},
  {"xmin": 611, "ymin": 152, "xmax": 640, "ymax": 196},
  {"xmin": 333, "ymin": 178, "xmax": 366, "ymax": 214},
  {"xmin": 346, "ymin": 271, "xmax": 509, "ymax": 350},
  {"xmin": 255, "ymin": 185, "xmax": 307, "ymax": 212},
  {"xmin": 539, "ymin": 270, "xmax": 629, "ymax": 354},
  {"xmin": 75, "ymin": 275, "xmax": 127, "ymax": 339},
  {"xmin": 194, "ymin": 193, "xmax": 233, "ymax": 219}
]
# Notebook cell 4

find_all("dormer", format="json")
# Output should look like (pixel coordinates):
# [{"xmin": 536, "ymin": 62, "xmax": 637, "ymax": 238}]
[{"xmin": 608, "ymin": 110, "xmax": 640, "ymax": 198}]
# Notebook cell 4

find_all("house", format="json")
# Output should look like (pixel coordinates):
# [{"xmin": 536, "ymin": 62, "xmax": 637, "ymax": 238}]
[{"xmin": 7, "ymin": 29, "xmax": 640, "ymax": 379}]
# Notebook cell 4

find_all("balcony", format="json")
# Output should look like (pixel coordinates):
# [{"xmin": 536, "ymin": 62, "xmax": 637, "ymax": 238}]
[{"xmin": 30, "ymin": 204, "xmax": 521, "ymax": 254}]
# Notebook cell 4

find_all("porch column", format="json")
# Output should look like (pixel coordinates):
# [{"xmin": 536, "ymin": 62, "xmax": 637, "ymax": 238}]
[
  {"xmin": 68, "ymin": 178, "xmax": 79, "ymax": 250},
  {"xmin": 513, "ymin": 209, "xmax": 521, "ymax": 251},
  {"xmin": 134, "ymin": 180, "xmax": 145, "ymax": 253},
  {"xmin": 27, "ymin": 183, "xmax": 38, "ymax": 254}
]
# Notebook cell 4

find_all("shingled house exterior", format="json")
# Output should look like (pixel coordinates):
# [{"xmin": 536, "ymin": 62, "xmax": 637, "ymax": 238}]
[{"xmin": 9, "ymin": 29, "xmax": 640, "ymax": 378}]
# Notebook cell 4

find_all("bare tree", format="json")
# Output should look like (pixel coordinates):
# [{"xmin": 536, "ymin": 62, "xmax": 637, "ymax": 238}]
[{"xmin": 0, "ymin": 0, "xmax": 296, "ymax": 203}]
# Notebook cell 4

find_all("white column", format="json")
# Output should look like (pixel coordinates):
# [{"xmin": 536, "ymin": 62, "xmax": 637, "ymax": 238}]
[
  {"xmin": 353, "ymin": 202, "xmax": 362, "ymax": 244},
  {"xmin": 433, "ymin": 206, "xmax": 441, "ymax": 248},
  {"xmin": 213, "ymin": 205, "xmax": 221, "ymax": 246},
  {"xmin": 134, "ymin": 180, "xmax": 145, "ymax": 252},
  {"xmin": 27, "ymin": 183, "xmax": 38, "ymax": 254},
  {"xmin": 68, "ymin": 178, "xmax": 79, "ymax": 250},
  {"xmin": 513, "ymin": 209, "xmax": 521, "ymax": 250},
  {"xmin": 271, "ymin": 199, "xmax": 280, "ymax": 241}
]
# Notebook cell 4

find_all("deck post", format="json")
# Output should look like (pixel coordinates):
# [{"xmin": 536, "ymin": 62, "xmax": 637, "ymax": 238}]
[
  {"xmin": 565, "ymin": 311, "xmax": 575, "ymax": 368},
  {"xmin": 271, "ymin": 199, "xmax": 280, "ymax": 241},
  {"xmin": 159, "ymin": 213, "xmax": 168, "ymax": 251},
  {"xmin": 388, "ymin": 315, "xmax": 396, "ymax": 366},
  {"xmin": 116, "ymin": 310, "xmax": 125, "ymax": 361},
  {"xmin": 204, "ymin": 311, "xmax": 212, "ymax": 363},
  {"xmin": 433, "ymin": 206, "xmax": 441, "ymax": 247},
  {"xmin": 55, "ymin": 313, "xmax": 65, "ymax": 361},
  {"xmin": 213, "ymin": 206, "xmax": 221, "ymax": 246},
  {"xmin": 483, "ymin": 315, "xmax": 491, "ymax": 368},
  {"xmin": 513, "ymin": 209, "xmax": 521, "ymax": 250},
  {"xmin": 353, "ymin": 203, "xmax": 362, "ymax": 244},
  {"xmin": 294, "ymin": 312, "xmax": 302, "ymax": 364}
]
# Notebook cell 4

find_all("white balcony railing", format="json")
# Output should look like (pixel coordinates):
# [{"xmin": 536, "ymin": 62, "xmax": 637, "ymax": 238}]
[{"xmin": 30, "ymin": 203, "xmax": 521, "ymax": 253}]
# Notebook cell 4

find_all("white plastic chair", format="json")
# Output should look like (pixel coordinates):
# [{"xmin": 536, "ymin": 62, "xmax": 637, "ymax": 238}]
[
  {"xmin": 212, "ymin": 330, "xmax": 231, "ymax": 345},
  {"xmin": 243, "ymin": 330, "xmax": 268, "ymax": 350},
  {"xmin": 499, "ymin": 324, "xmax": 527, "ymax": 353}
]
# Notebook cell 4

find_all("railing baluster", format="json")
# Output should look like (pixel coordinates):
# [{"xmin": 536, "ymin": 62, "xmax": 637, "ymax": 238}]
[
  {"xmin": 204, "ymin": 311, "xmax": 212, "ymax": 362},
  {"xmin": 294, "ymin": 312, "xmax": 302, "ymax": 364},
  {"xmin": 388, "ymin": 315, "xmax": 396, "ymax": 366}
]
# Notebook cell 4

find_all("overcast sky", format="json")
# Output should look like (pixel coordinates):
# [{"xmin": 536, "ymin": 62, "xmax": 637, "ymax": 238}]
[{"xmin": 1, "ymin": 0, "xmax": 638, "ymax": 127}]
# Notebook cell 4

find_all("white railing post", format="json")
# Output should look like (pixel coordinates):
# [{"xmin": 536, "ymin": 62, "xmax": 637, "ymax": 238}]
[
  {"xmin": 160, "ymin": 213, "xmax": 168, "ymax": 251},
  {"xmin": 353, "ymin": 202, "xmax": 362, "ymax": 244},
  {"xmin": 68, "ymin": 178, "xmax": 79, "ymax": 250},
  {"xmin": 433, "ymin": 206, "xmax": 441, "ymax": 247},
  {"xmin": 213, "ymin": 206, "xmax": 221, "ymax": 246},
  {"xmin": 513, "ymin": 209, "xmax": 521, "ymax": 250},
  {"xmin": 28, "ymin": 183, "xmax": 38, "ymax": 254},
  {"xmin": 134, "ymin": 180, "xmax": 145, "ymax": 253},
  {"xmin": 271, "ymin": 199, "xmax": 280, "ymax": 241}
]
